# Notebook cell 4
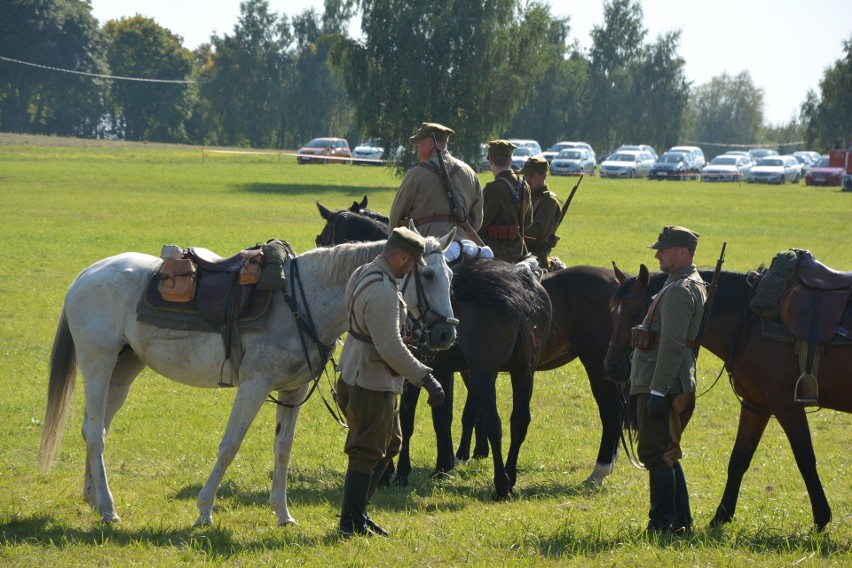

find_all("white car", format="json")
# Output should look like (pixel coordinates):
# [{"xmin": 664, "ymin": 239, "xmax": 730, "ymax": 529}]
[
  {"xmin": 506, "ymin": 138, "xmax": 542, "ymax": 157},
  {"xmin": 746, "ymin": 156, "xmax": 802, "ymax": 184},
  {"xmin": 541, "ymin": 141, "xmax": 596, "ymax": 163},
  {"xmin": 701, "ymin": 155, "xmax": 753, "ymax": 182},
  {"xmin": 599, "ymin": 150, "xmax": 655, "ymax": 178},
  {"xmin": 550, "ymin": 148, "xmax": 596, "ymax": 176},
  {"xmin": 351, "ymin": 138, "xmax": 385, "ymax": 165}
]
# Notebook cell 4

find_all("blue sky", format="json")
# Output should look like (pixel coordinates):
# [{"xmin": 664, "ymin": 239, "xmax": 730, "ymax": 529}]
[{"xmin": 90, "ymin": 0, "xmax": 849, "ymax": 126}]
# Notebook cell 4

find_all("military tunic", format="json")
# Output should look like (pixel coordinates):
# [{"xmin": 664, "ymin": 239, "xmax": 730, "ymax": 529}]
[
  {"xmin": 337, "ymin": 255, "xmax": 433, "ymax": 473},
  {"xmin": 478, "ymin": 170, "xmax": 532, "ymax": 263},
  {"xmin": 524, "ymin": 184, "xmax": 562, "ymax": 270},
  {"xmin": 388, "ymin": 153, "xmax": 482, "ymax": 238}
]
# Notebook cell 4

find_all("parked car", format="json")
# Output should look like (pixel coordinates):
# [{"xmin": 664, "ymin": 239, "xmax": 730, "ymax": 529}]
[
  {"xmin": 599, "ymin": 150, "xmax": 655, "ymax": 178},
  {"xmin": 507, "ymin": 138, "xmax": 542, "ymax": 157},
  {"xmin": 701, "ymin": 155, "xmax": 753, "ymax": 182},
  {"xmin": 541, "ymin": 141, "xmax": 596, "ymax": 163},
  {"xmin": 550, "ymin": 148, "xmax": 596, "ymax": 176},
  {"xmin": 748, "ymin": 148, "xmax": 778, "ymax": 162},
  {"xmin": 296, "ymin": 137, "xmax": 351, "ymax": 164},
  {"xmin": 805, "ymin": 156, "xmax": 845, "ymax": 186},
  {"xmin": 351, "ymin": 138, "xmax": 403, "ymax": 165},
  {"xmin": 510, "ymin": 146, "xmax": 538, "ymax": 171},
  {"xmin": 649, "ymin": 151, "xmax": 694, "ymax": 180},
  {"xmin": 668, "ymin": 145, "xmax": 706, "ymax": 171},
  {"xmin": 794, "ymin": 150, "xmax": 821, "ymax": 165},
  {"xmin": 603, "ymin": 144, "xmax": 657, "ymax": 162},
  {"xmin": 792, "ymin": 153, "xmax": 815, "ymax": 175},
  {"xmin": 746, "ymin": 156, "xmax": 801, "ymax": 184}
]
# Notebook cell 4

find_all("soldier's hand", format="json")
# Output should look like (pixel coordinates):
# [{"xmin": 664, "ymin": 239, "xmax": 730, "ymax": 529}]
[
  {"xmin": 647, "ymin": 393, "xmax": 668, "ymax": 420},
  {"xmin": 421, "ymin": 373, "xmax": 445, "ymax": 407}
]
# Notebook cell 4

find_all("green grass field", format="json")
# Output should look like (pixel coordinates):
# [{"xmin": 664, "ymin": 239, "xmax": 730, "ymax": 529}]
[{"xmin": 1, "ymin": 132, "xmax": 850, "ymax": 566}]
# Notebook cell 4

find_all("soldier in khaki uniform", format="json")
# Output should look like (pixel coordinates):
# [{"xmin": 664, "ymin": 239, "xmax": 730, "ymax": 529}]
[
  {"xmin": 336, "ymin": 227, "xmax": 446, "ymax": 537},
  {"xmin": 520, "ymin": 156, "xmax": 563, "ymax": 271},
  {"xmin": 388, "ymin": 122, "xmax": 482, "ymax": 238},
  {"xmin": 478, "ymin": 140, "xmax": 532, "ymax": 263},
  {"xmin": 630, "ymin": 226, "xmax": 706, "ymax": 535}
]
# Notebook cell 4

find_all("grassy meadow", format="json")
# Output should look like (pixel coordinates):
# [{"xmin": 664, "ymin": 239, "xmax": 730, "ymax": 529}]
[{"xmin": 1, "ymin": 132, "xmax": 851, "ymax": 566}]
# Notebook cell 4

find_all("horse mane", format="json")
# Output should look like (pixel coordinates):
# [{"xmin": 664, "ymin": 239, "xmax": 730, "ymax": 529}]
[
  {"xmin": 300, "ymin": 240, "xmax": 385, "ymax": 285},
  {"xmin": 451, "ymin": 255, "xmax": 548, "ymax": 359}
]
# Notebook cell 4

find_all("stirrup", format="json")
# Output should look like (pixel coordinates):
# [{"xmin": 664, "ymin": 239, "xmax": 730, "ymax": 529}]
[{"xmin": 794, "ymin": 372, "xmax": 819, "ymax": 406}]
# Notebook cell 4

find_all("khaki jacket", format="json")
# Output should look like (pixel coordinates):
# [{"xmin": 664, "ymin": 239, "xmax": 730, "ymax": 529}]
[
  {"xmin": 478, "ymin": 170, "xmax": 532, "ymax": 263},
  {"xmin": 338, "ymin": 256, "xmax": 432, "ymax": 393},
  {"xmin": 630, "ymin": 264, "xmax": 707, "ymax": 395},
  {"xmin": 388, "ymin": 152, "xmax": 482, "ymax": 238},
  {"xmin": 524, "ymin": 185, "xmax": 562, "ymax": 267}
]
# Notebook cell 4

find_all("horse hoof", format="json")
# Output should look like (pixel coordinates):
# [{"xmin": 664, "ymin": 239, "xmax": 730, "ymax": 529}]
[
  {"xmin": 193, "ymin": 514, "xmax": 213, "ymax": 528},
  {"xmin": 493, "ymin": 491, "xmax": 513, "ymax": 502},
  {"xmin": 101, "ymin": 512, "xmax": 120, "ymax": 523},
  {"xmin": 392, "ymin": 474, "xmax": 409, "ymax": 487},
  {"xmin": 277, "ymin": 516, "xmax": 296, "ymax": 527},
  {"xmin": 430, "ymin": 469, "xmax": 454, "ymax": 481}
]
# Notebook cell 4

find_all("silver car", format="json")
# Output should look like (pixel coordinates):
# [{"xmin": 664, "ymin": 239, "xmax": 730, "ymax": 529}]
[
  {"xmin": 701, "ymin": 155, "xmax": 753, "ymax": 182},
  {"xmin": 550, "ymin": 148, "xmax": 596, "ymax": 176},
  {"xmin": 599, "ymin": 150, "xmax": 655, "ymax": 178},
  {"xmin": 746, "ymin": 156, "xmax": 801, "ymax": 184}
]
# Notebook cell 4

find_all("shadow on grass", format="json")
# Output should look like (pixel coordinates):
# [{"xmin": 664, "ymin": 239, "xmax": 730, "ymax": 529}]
[
  {"xmin": 234, "ymin": 183, "xmax": 390, "ymax": 196},
  {"xmin": 0, "ymin": 514, "xmax": 342, "ymax": 554}
]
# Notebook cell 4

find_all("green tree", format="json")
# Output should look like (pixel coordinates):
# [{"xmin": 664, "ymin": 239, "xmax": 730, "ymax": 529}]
[
  {"xmin": 802, "ymin": 35, "xmax": 852, "ymax": 152},
  {"xmin": 584, "ymin": 0, "xmax": 646, "ymax": 153},
  {"xmin": 0, "ymin": 0, "xmax": 106, "ymax": 136},
  {"xmin": 103, "ymin": 16, "xmax": 194, "ymax": 141},
  {"xmin": 686, "ymin": 71, "xmax": 764, "ymax": 154},
  {"xmin": 330, "ymin": 0, "xmax": 559, "ymax": 167},
  {"xmin": 201, "ymin": 0, "xmax": 291, "ymax": 147}
]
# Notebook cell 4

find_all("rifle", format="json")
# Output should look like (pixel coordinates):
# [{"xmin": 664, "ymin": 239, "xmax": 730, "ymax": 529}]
[
  {"xmin": 558, "ymin": 173, "xmax": 583, "ymax": 225},
  {"xmin": 431, "ymin": 133, "xmax": 486, "ymax": 246},
  {"xmin": 692, "ymin": 241, "xmax": 727, "ymax": 359}
]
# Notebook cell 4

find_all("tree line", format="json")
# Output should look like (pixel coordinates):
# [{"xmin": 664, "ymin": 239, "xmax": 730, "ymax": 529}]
[{"xmin": 1, "ymin": 0, "xmax": 850, "ymax": 166}]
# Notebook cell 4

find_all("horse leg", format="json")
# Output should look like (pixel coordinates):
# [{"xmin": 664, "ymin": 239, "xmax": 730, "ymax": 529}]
[
  {"xmin": 710, "ymin": 402, "xmax": 771, "ymax": 527},
  {"xmin": 269, "ymin": 383, "xmax": 310, "ymax": 526},
  {"xmin": 76, "ymin": 345, "xmax": 124, "ymax": 523},
  {"xmin": 582, "ymin": 355, "xmax": 624, "ymax": 486},
  {"xmin": 394, "ymin": 381, "xmax": 421, "ymax": 486},
  {"xmin": 504, "ymin": 368, "xmax": 534, "ymax": 491},
  {"xmin": 469, "ymin": 369, "xmax": 510, "ymax": 500},
  {"xmin": 770, "ymin": 397, "xmax": 832, "ymax": 530},
  {"xmin": 431, "ymin": 370, "xmax": 455, "ymax": 475},
  {"xmin": 195, "ymin": 381, "xmax": 270, "ymax": 527},
  {"xmin": 456, "ymin": 370, "xmax": 488, "ymax": 463},
  {"xmin": 83, "ymin": 350, "xmax": 144, "ymax": 510}
]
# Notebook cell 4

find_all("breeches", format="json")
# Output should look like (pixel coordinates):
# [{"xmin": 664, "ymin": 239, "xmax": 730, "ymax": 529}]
[
  {"xmin": 336, "ymin": 379, "xmax": 402, "ymax": 474},
  {"xmin": 636, "ymin": 392, "xmax": 695, "ymax": 469}
]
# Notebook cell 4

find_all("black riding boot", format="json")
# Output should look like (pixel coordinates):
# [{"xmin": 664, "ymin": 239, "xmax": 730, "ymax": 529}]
[
  {"xmin": 339, "ymin": 469, "xmax": 373, "ymax": 537},
  {"xmin": 672, "ymin": 462, "xmax": 692, "ymax": 535},
  {"xmin": 363, "ymin": 462, "xmax": 389, "ymax": 537},
  {"xmin": 646, "ymin": 466, "xmax": 676, "ymax": 534}
]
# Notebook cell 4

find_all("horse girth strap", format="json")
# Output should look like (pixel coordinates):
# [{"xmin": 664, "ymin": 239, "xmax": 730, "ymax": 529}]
[{"xmin": 281, "ymin": 257, "xmax": 334, "ymax": 382}]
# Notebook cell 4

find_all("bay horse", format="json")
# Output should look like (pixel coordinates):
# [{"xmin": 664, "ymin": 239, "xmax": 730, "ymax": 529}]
[
  {"xmin": 604, "ymin": 263, "xmax": 852, "ymax": 531},
  {"xmin": 39, "ymin": 232, "xmax": 457, "ymax": 527},
  {"xmin": 316, "ymin": 201, "xmax": 626, "ymax": 494}
]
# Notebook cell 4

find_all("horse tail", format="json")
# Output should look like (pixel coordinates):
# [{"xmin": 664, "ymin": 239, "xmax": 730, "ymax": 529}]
[{"xmin": 39, "ymin": 308, "xmax": 77, "ymax": 474}]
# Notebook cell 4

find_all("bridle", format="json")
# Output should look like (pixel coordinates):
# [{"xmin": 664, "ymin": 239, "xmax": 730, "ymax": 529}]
[{"xmin": 400, "ymin": 249, "xmax": 458, "ymax": 355}]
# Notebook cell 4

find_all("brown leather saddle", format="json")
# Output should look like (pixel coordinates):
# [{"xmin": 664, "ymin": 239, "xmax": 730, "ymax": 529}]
[{"xmin": 779, "ymin": 250, "xmax": 852, "ymax": 344}]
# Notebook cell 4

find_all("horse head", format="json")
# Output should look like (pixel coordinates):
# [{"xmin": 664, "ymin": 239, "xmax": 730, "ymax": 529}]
[
  {"xmin": 400, "ymin": 225, "xmax": 458, "ymax": 351},
  {"xmin": 604, "ymin": 262, "xmax": 651, "ymax": 382},
  {"xmin": 315, "ymin": 201, "xmax": 389, "ymax": 247}
]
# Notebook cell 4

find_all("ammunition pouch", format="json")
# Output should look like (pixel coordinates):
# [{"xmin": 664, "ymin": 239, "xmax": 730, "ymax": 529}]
[{"xmin": 631, "ymin": 324, "xmax": 657, "ymax": 350}]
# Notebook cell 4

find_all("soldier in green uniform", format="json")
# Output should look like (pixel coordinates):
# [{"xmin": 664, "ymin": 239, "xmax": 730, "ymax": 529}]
[
  {"xmin": 388, "ymin": 122, "xmax": 482, "ymax": 239},
  {"xmin": 336, "ymin": 227, "xmax": 446, "ymax": 537},
  {"xmin": 630, "ymin": 226, "xmax": 707, "ymax": 535},
  {"xmin": 520, "ymin": 156, "xmax": 564, "ymax": 271},
  {"xmin": 478, "ymin": 140, "xmax": 532, "ymax": 263}
]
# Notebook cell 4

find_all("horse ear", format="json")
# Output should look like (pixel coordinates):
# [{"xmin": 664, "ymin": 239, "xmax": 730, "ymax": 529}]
[
  {"xmin": 638, "ymin": 264, "xmax": 650, "ymax": 286},
  {"xmin": 359, "ymin": 195, "xmax": 368, "ymax": 209},
  {"xmin": 612, "ymin": 261, "xmax": 628, "ymax": 284},
  {"xmin": 317, "ymin": 201, "xmax": 332, "ymax": 219},
  {"xmin": 438, "ymin": 227, "xmax": 457, "ymax": 251},
  {"xmin": 408, "ymin": 219, "xmax": 419, "ymax": 234}
]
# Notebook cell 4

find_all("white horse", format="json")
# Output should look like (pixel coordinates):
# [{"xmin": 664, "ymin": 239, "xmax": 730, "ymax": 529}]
[{"xmin": 40, "ymin": 229, "xmax": 457, "ymax": 527}]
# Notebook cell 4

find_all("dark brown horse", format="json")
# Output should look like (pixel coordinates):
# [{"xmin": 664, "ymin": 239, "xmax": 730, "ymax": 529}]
[
  {"xmin": 317, "ymin": 201, "xmax": 626, "ymax": 493},
  {"xmin": 604, "ymin": 264, "xmax": 852, "ymax": 531}
]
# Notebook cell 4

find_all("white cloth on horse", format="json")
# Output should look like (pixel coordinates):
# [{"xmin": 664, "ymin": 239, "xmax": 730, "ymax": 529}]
[{"xmin": 444, "ymin": 239, "xmax": 494, "ymax": 263}]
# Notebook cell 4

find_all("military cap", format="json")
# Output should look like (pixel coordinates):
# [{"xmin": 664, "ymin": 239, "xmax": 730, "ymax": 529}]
[
  {"xmin": 520, "ymin": 156, "xmax": 549, "ymax": 174},
  {"xmin": 648, "ymin": 225, "xmax": 700, "ymax": 252},
  {"xmin": 388, "ymin": 226, "xmax": 427, "ymax": 265},
  {"xmin": 487, "ymin": 139, "xmax": 517, "ymax": 158},
  {"xmin": 409, "ymin": 122, "xmax": 454, "ymax": 142}
]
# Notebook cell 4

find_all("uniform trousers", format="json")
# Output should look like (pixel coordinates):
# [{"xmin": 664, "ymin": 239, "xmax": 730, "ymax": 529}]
[{"xmin": 336, "ymin": 379, "xmax": 402, "ymax": 475}]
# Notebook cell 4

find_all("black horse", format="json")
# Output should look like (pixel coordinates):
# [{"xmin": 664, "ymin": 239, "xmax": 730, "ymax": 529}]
[{"xmin": 316, "ymin": 200, "xmax": 625, "ymax": 494}]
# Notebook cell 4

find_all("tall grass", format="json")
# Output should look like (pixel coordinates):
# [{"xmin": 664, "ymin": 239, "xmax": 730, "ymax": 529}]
[{"xmin": 1, "ymin": 133, "xmax": 850, "ymax": 566}]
